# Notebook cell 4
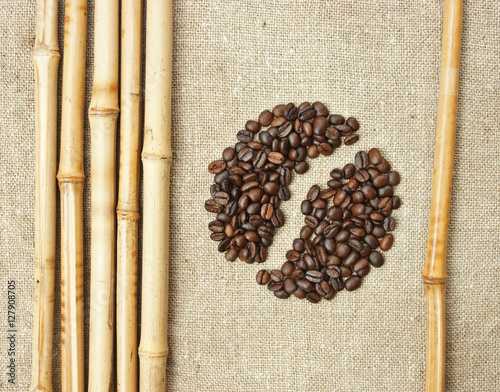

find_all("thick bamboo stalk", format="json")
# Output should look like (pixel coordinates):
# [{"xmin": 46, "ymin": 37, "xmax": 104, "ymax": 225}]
[
  {"xmin": 116, "ymin": 0, "xmax": 143, "ymax": 390},
  {"xmin": 138, "ymin": 0, "xmax": 173, "ymax": 390},
  {"xmin": 57, "ymin": 1, "xmax": 87, "ymax": 391},
  {"xmin": 31, "ymin": 0, "xmax": 59, "ymax": 391},
  {"xmin": 87, "ymin": 0, "xmax": 119, "ymax": 390},
  {"xmin": 423, "ymin": 1, "xmax": 463, "ymax": 391}
]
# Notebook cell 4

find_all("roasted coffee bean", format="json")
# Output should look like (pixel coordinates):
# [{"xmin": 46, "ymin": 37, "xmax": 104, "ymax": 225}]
[
  {"xmin": 260, "ymin": 203, "xmax": 274, "ymax": 220},
  {"xmin": 238, "ymin": 147, "xmax": 255, "ymax": 162},
  {"xmin": 354, "ymin": 170, "xmax": 370, "ymax": 183},
  {"xmin": 225, "ymin": 248, "xmax": 239, "ymax": 261},
  {"xmin": 237, "ymin": 129, "xmax": 253, "ymax": 143},
  {"xmin": 343, "ymin": 164, "xmax": 356, "ymax": 179},
  {"xmin": 284, "ymin": 103, "xmax": 298, "ymax": 121},
  {"xmin": 303, "ymin": 254, "xmax": 317, "ymax": 270},
  {"xmin": 380, "ymin": 234, "xmax": 394, "ymax": 251},
  {"xmin": 319, "ymin": 142, "xmax": 334, "ymax": 156},
  {"xmin": 218, "ymin": 237, "xmax": 232, "ymax": 252},
  {"xmin": 330, "ymin": 168, "xmax": 344, "ymax": 180},
  {"xmin": 313, "ymin": 198, "xmax": 328, "ymax": 208},
  {"xmin": 313, "ymin": 101, "xmax": 329, "ymax": 117},
  {"xmin": 205, "ymin": 199, "xmax": 223, "ymax": 213},
  {"xmin": 305, "ymin": 215, "xmax": 319, "ymax": 228},
  {"xmin": 278, "ymin": 186, "xmax": 291, "ymax": 201},
  {"xmin": 267, "ymin": 281, "xmax": 284, "ymax": 292},
  {"xmin": 286, "ymin": 250, "xmax": 300, "ymax": 262},
  {"xmin": 345, "ymin": 276, "xmax": 361, "ymax": 291},
  {"xmin": 368, "ymin": 251, "xmax": 384, "ymax": 267},
  {"xmin": 305, "ymin": 270, "xmax": 323, "ymax": 283},
  {"xmin": 306, "ymin": 292, "xmax": 321, "ymax": 303},
  {"xmin": 271, "ymin": 209, "xmax": 285, "ymax": 227},
  {"xmin": 257, "ymin": 109, "xmax": 273, "ymax": 126},
  {"xmin": 208, "ymin": 160, "xmax": 226, "ymax": 174},
  {"xmin": 244, "ymin": 120, "xmax": 260, "ymax": 134},
  {"xmin": 297, "ymin": 279, "xmax": 314, "ymax": 292},
  {"xmin": 293, "ymin": 238, "xmax": 305, "ymax": 253},
  {"xmin": 315, "ymin": 221, "xmax": 329, "ymax": 236},
  {"xmin": 279, "ymin": 167, "xmax": 292, "ymax": 186},
  {"xmin": 336, "ymin": 243, "xmax": 351, "ymax": 258},
  {"xmin": 222, "ymin": 147, "xmax": 236, "ymax": 162},
  {"xmin": 379, "ymin": 197, "xmax": 393, "ymax": 212},
  {"xmin": 270, "ymin": 270, "xmax": 284, "ymax": 282},
  {"xmin": 373, "ymin": 174, "xmax": 388, "ymax": 188},
  {"xmin": 210, "ymin": 184, "xmax": 221, "ymax": 198},
  {"xmin": 340, "ymin": 266, "xmax": 352, "ymax": 277},
  {"xmin": 363, "ymin": 234, "xmax": 379, "ymax": 249},
  {"xmin": 213, "ymin": 191, "xmax": 230, "ymax": 206},
  {"xmin": 300, "ymin": 225, "xmax": 313, "ymax": 240},
  {"xmin": 314, "ymin": 208, "xmax": 327, "ymax": 221},
  {"xmin": 343, "ymin": 251, "xmax": 360, "ymax": 267},
  {"xmin": 209, "ymin": 220, "xmax": 225, "ymax": 233},
  {"xmin": 281, "ymin": 278, "xmax": 297, "ymax": 295},
  {"xmin": 210, "ymin": 232, "xmax": 226, "ymax": 241},
  {"xmin": 307, "ymin": 184, "xmax": 321, "ymax": 202},
  {"xmin": 294, "ymin": 161, "xmax": 309, "ymax": 174},
  {"xmin": 327, "ymin": 206, "xmax": 342, "ymax": 221},
  {"xmin": 267, "ymin": 151, "xmax": 285, "ymax": 165},
  {"xmin": 313, "ymin": 116, "xmax": 328, "ymax": 136},
  {"xmin": 333, "ymin": 190, "xmax": 347, "ymax": 206},
  {"xmin": 259, "ymin": 131, "xmax": 273, "ymax": 147},
  {"xmin": 392, "ymin": 196, "xmax": 401, "ymax": 209},
  {"xmin": 353, "ymin": 258, "xmax": 369, "ymax": 273},
  {"xmin": 355, "ymin": 151, "xmax": 369, "ymax": 169},
  {"xmin": 263, "ymin": 182, "xmax": 279, "ymax": 195},
  {"xmin": 388, "ymin": 171, "xmax": 400, "ymax": 186},
  {"xmin": 281, "ymin": 261, "xmax": 295, "ymax": 277},
  {"xmin": 346, "ymin": 117, "xmax": 360, "ymax": 131},
  {"xmin": 328, "ymin": 114, "xmax": 344, "ymax": 125},
  {"xmin": 324, "ymin": 223, "xmax": 340, "ymax": 239},
  {"xmin": 383, "ymin": 217, "xmax": 396, "ymax": 231},
  {"xmin": 256, "ymin": 270, "xmax": 270, "ymax": 285},
  {"xmin": 348, "ymin": 238, "xmax": 364, "ymax": 253},
  {"xmin": 368, "ymin": 148, "xmax": 383, "ymax": 165},
  {"xmin": 316, "ymin": 281, "xmax": 331, "ymax": 298}
]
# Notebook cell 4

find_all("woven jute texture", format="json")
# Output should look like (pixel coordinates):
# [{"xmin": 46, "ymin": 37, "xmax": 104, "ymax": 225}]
[{"xmin": 1, "ymin": 0, "xmax": 499, "ymax": 391}]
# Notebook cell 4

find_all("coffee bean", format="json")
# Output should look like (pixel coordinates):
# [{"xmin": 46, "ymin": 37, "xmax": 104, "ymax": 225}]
[
  {"xmin": 373, "ymin": 174, "xmax": 388, "ymax": 188},
  {"xmin": 319, "ymin": 142, "xmax": 334, "ymax": 156},
  {"xmin": 316, "ymin": 281, "xmax": 331, "ymax": 297},
  {"xmin": 268, "ymin": 151, "xmax": 285, "ymax": 165},
  {"xmin": 336, "ymin": 243, "xmax": 351, "ymax": 258},
  {"xmin": 376, "ymin": 158, "xmax": 391, "ymax": 173},
  {"xmin": 222, "ymin": 147, "xmax": 236, "ymax": 162},
  {"xmin": 368, "ymin": 148, "xmax": 383, "ymax": 165},
  {"xmin": 383, "ymin": 217, "xmax": 396, "ymax": 231},
  {"xmin": 243, "ymin": 120, "xmax": 259, "ymax": 133},
  {"xmin": 284, "ymin": 103, "xmax": 298, "ymax": 121},
  {"xmin": 333, "ymin": 190, "xmax": 347, "ymax": 206},
  {"xmin": 208, "ymin": 160, "xmax": 226, "ymax": 174},
  {"xmin": 307, "ymin": 184, "xmax": 321, "ymax": 202},
  {"xmin": 348, "ymin": 238, "xmax": 364, "ymax": 253},
  {"xmin": 305, "ymin": 215, "xmax": 319, "ymax": 228},
  {"xmin": 378, "ymin": 185, "xmax": 394, "ymax": 198},
  {"xmin": 343, "ymin": 163, "xmax": 355, "ymax": 179},
  {"xmin": 313, "ymin": 116, "xmax": 328, "ymax": 136},
  {"xmin": 380, "ymin": 234, "xmax": 394, "ymax": 251},
  {"xmin": 353, "ymin": 258, "xmax": 369, "ymax": 272},
  {"xmin": 218, "ymin": 237, "xmax": 232, "ymax": 252},
  {"xmin": 328, "ymin": 114, "xmax": 345, "ymax": 125},
  {"xmin": 340, "ymin": 266, "xmax": 352, "ymax": 277},
  {"xmin": 306, "ymin": 292, "xmax": 321, "ymax": 303},
  {"xmin": 205, "ymin": 199, "xmax": 223, "ymax": 213},
  {"xmin": 213, "ymin": 191, "xmax": 230, "ymax": 206},
  {"xmin": 331, "ymin": 277, "xmax": 344, "ymax": 292},
  {"xmin": 343, "ymin": 251, "xmax": 360, "ymax": 267},
  {"xmin": 388, "ymin": 171, "xmax": 400, "ymax": 186},
  {"xmin": 271, "ymin": 209, "xmax": 285, "ymax": 227},
  {"xmin": 355, "ymin": 151, "xmax": 369, "ymax": 169},
  {"xmin": 267, "ymin": 281, "xmax": 284, "ymax": 292},
  {"xmin": 379, "ymin": 197, "xmax": 393, "ymax": 212},
  {"xmin": 368, "ymin": 251, "xmax": 384, "ymax": 267},
  {"xmin": 346, "ymin": 117, "xmax": 360, "ymax": 131},
  {"xmin": 293, "ymin": 238, "xmax": 305, "ymax": 253},
  {"xmin": 263, "ymin": 182, "xmax": 279, "ymax": 195},
  {"xmin": 256, "ymin": 270, "xmax": 270, "ymax": 285},
  {"xmin": 313, "ymin": 102, "xmax": 329, "ymax": 117},
  {"xmin": 294, "ymin": 161, "xmax": 309, "ymax": 174},
  {"xmin": 260, "ymin": 203, "xmax": 274, "ymax": 220},
  {"xmin": 345, "ymin": 276, "xmax": 361, "ymax": 291},
  {"xmin": 237, "ymin": 129, "xmax": 253, "ymax": 143},
  {"xmin": 270, "ymin": 270, "xmax": 284, "ymax": 282}
]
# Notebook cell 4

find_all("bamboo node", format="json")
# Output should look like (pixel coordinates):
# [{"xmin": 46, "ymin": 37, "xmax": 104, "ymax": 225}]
[
  {"xmin": 56, "ymin": 175, "xmax": 85, "ymax": 184},
  {"xmin": 116, "ymin": 208, "xmax": 140, "ymax": 221},
  {"xmin": 422, "ymin": 275, "xmax": 447, "ymax": 284},
  {"xmin": 141, "ymin": 152, "xmax": 172, "ymax": 161},
  {"xmin": 33, "ymin": 43, "xmax": 60, "ymax": 57},
  {"xmin": 138, "ymin": 348, "xmax": 169, "ymax": 358}
]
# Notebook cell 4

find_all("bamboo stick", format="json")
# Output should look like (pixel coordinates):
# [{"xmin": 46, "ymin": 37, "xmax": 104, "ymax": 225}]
[
  {"xmin": 423, "ymin": 1, "xmax": 463, "ymax": 391},
  {"xmin": 57, "ymin": 0, "xmax": 87, "ymax": 391},
  {"xmin": 138, "ymin": 0, "xmax": 173, "ymax": 390},
  {"xmin": 87, "ymin": 0, "xmax": 119, "ymax": 390},
  {"xmin": 116, "ymin": 0, "xmax": 143, "ymax": 390},
  {"xmin": 31, "ymin": 0, "xmax": 59, "ymax": 391}
]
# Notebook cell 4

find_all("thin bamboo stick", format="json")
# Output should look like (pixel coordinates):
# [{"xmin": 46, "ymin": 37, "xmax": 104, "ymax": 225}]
[
  {"xmin": 423, "ymin": 1, "xmax": 463, "ymax": 391},
  {"xmin": 57, "ymin": 1, "xmax": 87, "ymax": 391},
  {"xmin": 138, "ymin": 0, "xmax": 173, "ymax": 390},
  {"xmin": 31, "ymin": 0, "xmax": 59, "ymax": 391},
  {"xmin": 87, "ymin": 0, "xmax": 119, "ymax": 390},
  {"xmin": 116, "ymin": 0, "xmax": 143, "ymax": 390}
]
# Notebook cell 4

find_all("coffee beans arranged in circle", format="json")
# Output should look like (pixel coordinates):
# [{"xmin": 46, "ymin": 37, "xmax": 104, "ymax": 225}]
[
  {"xmin": 206, "ymin": 102, "xmax": 360, "ymax": 263},
  {"xmin": 256, "ymin": 149, "xmax": 401, "ymax": 302}
]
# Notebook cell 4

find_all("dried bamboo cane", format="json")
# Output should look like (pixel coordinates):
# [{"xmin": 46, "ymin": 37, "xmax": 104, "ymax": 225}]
[
  {"xmin": 57, "ymin": 1, "xmax": 87, "ymax": 391},
  {"xmin": 423, "ymin": 1, "xmax": 463, "ymax": 391},
  {"xmin": 138, "ymin": 0, "xmax": 173, "ymax": 390},
  {"xmin": 31, "ymin": 0, "xmax": 59, "ymax": 391},
  {"xmin": 87, "ymin": 0, "xmax": 119, "ymax": 390},
  {"xmin": 116, "ymin": 0, "xmax": 143, "ymax": 390}
]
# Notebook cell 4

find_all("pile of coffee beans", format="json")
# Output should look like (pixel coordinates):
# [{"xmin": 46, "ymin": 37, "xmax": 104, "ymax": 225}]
[
  {"xmin": 256, "ymin": 148, "xmax": 400, "ymax": 303},
  {"xmin": 205, "ymin": 102, "xmax": 360, "ymax": 263}
]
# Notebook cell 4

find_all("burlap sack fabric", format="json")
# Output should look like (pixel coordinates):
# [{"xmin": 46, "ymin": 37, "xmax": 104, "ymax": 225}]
[{"xmin": 1, "ymin": 0, "xmax": 499, "ymax": 391}]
